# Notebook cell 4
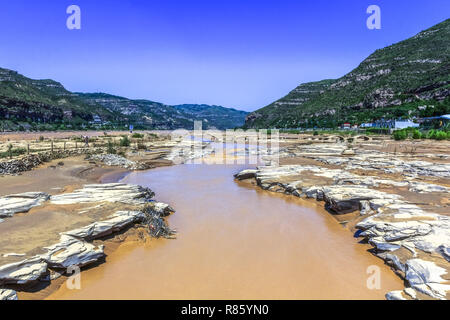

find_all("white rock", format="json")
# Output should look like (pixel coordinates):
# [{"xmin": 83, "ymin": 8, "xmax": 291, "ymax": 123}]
[
  {"xmin": 405, "ymin": 259, "xmax": 450, "ymax": 300},
  {"xmin": 439, "ymin": 245, "xmax": 450, "ymax": 262},
  {"xmin": 51, "ymin": 183, "xmax": 154, "ymax": 205},
  {"xmin": 0, "ymin": 256, "xmax": 47, "ymax": 285},
  {"xmin": 409, "ymin": 182, "xmax": 449, "ymax": 193},
  {"xmin": 88, "ymin": 154, "xmax": 139, "ymax": 170},
  {"xmin": 63, "ymin": 211, "xmax": 145, "ymax": 240},
  {"xmin": 341, "ymin": 149, "xmax": 355, "ymax": 156},
  {"xmin": 2, "ymin": 253, "xmax": 26, "ymax": 258},
  {"xmin": 234, "ymin": 169, "xmax": 257, "ymax": 180},
  {"xmin": 0, "ymin": 289, "xmax": 18, "ymax": 300},
  {"xmin": 0, "ymin": 192, "xmax": 49, "ymax": 218},
  {"xmin": 404, "ymin": 287, "xmax": 417, "ymax": 299},
  {"xmin": 386, "ymin": 290, "xmax": 407, "ymax": 300},
  {"xmin": 145, "ymin": 202, "xmax": 175, "ymax": 217},
  {"xmin": 43, "ymin": 235, "xmax": 105, "ymax": 269}
]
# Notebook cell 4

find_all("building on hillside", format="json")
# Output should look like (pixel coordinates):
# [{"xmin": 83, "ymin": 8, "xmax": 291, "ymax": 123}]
[
  {"xmin": 360, "ymin": 123, "xmax": 374, "ymax": 128},
  {"xmin": 342, "ymin": 123, "xmax": 351, "ymax": 129},
  {"xmin": 393, "ymin": 120, "xmax": 420, "ymax": 130}
]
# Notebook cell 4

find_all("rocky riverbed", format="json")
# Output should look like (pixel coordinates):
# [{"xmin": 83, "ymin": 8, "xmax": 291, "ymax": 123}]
[
  {"xmin": 0, "ymin": 131, "xmax": 217, "ymax": 300},
  {"xmin": 236, "ymin": 139, "xmax": 450, "ymax": 300},
  {"xmin": 0, "ymin": 183, "xmax": 174, "ymax": 300},
  {"xmin": 1, "ymin": 131, "xmax": 449, "ymax": 300}
]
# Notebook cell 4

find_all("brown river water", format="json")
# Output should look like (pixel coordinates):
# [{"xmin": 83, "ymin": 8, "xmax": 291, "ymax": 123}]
[{"xmin": 48, "ymin": 162, "xmax": 404, "ymax": 299}]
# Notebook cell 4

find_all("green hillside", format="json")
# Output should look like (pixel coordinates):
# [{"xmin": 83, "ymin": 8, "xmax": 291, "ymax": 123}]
[
  {"xmin": 0, "ymin": 68, "xmax": 116, "ymax": 130},
  {"xmin": 77, "ymin": 93, "xmax": 248, "ymax": 130},
  {"xmin": 244, "ymin": 19, "xmax": 450, "ymax": 129},
  {"xmin": 0, "ymin": 70, "xmax": 248, "ymax": 131}
]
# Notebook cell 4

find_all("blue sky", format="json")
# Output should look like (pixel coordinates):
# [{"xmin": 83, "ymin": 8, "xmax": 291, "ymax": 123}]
[{"xmin": 0, "ymin": 0, "xmax": 448, "ymax": 111}]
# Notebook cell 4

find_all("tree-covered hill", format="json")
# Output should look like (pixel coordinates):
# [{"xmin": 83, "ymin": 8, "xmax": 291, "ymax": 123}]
[
  {"xmin": 0, "ymin": 69, "xmax": 248, "ymax": 131},
  {"xmin": 244, "ymin": 19, "xmax": 450, "ymax": 129}
]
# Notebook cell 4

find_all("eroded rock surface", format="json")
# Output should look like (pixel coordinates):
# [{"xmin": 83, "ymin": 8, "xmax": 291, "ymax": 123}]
[
  {"xmin": 87, "ymin": 154, "xmax": 149, "ymax": 170},
  {"xmin": 43, "ymin": 235, "xmax": 105, "ymax": 269},
  {"xmin": 64, "ymin": 211, "xmax": 145, "ymax": 240},
  {"xmin": 0, "ymin": 289, "xmax": 18, "ymax": 300},
  {"xmin": 0, "ymin": 256, "xmax": 48, "ymax": 285},
  {"xmin": 235, "ymin": 142, "xmax": 450, "ymax": 300},
  {"xmin": 51, "ymin": 183, "xmax": 154, "ymax": 205},
  {"xmin": 0, "ymin": 192, "xmax": 49, "ymax": 218},
  {"xmin": 145, "ymin": 202, "xmax": 175, "ymax": 217},
  {"xmin": 0, "ymin": 183, "xmax": 174, "ymax": 299}
]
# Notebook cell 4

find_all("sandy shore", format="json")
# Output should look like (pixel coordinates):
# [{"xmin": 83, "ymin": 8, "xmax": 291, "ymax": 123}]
[{"xmin": 0, "ymin": 156, "xmax": 141, "ymax": 299}]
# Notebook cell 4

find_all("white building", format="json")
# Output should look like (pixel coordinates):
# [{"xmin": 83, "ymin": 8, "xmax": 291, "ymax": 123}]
[{"xmin": 393, "ymin": 120, "xmax": 419, "ymax": 130}]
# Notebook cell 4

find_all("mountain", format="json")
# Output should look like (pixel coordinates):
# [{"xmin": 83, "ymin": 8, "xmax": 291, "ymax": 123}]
[
  {"xmin": 0, "ymin": 70, "xmax": 248, "ymax": 131},
  {"xmin": 77, "ymin": 93, "xmax": 248, "ymax": 130},
  {"xmin": 174, "ymin": 104, "xmax": 248, "ymax": 129},
  {"xmin": 0, "ymin": 68, "xmax": 116, "ymax": 130},
  {"xmin": 244, "ymin": 19, "xmax": 450, "ymax": 129}
]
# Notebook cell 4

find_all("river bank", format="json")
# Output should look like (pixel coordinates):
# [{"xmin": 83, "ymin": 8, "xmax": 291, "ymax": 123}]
[
  {"xmin": 0, "ymin": 131, "xmax": 184, "ymax": 300},
  {"xmin": 235, "ymin": 137, "xmax": 450, "ymax": 300},
  {"xmin": 0, "ymin": 154, "xmax": 176, "ymax": 300}
]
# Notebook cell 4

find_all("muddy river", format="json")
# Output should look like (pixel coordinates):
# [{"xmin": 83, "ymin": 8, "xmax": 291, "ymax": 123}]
[{"xmin": 48, "ymin": 162, "xmax": 403, "ymax": 299}]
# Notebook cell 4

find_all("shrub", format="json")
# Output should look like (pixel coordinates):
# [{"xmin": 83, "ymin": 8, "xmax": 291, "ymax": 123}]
[
  {"xmin": 107, "ymin": 141, "xmax": 116, "ymax": 154},
  {"xmin": 435, "ymin": 131, "xmax": 447, "ymax": 140},
  {"xmin": 427, "ymin": 129, "xmax": 437, "ymax": 139},
  {"xmin": 137, "ymin": 141, "xmax": 147, "ymax": 150},
  {"xmin": 7, "ymin": 144, "xmax": 13, "ymax": 158},
  {"xmin": 365, "ymin": 127, "xmax": 390, "ymax": 135},
  {"xmin": 412, "ymin": 129, "xmax": 422, "ymax": 139},
  {"xmin": 120, "ymin": 136, "xmax": 130, "ymax": 147},
  {"xmin": 1, "ymin": 145, "xmax": 27, "ymax": 159},
  {"xmin": 393, "ymin": 130, "xmax": 407, "ymax": 141},
  {"xmin": 132, "ymin": 133, "xmax": 144, "ymax": 139},
  {"xmin": 313, "ymin": 131, "xmax": 319, "ymax": 136}
]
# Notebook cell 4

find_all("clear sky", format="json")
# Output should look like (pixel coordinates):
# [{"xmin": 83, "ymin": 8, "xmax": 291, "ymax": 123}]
[{"xmin": 0, "ymin": 0, "xmax": 448, "ymax": 111}]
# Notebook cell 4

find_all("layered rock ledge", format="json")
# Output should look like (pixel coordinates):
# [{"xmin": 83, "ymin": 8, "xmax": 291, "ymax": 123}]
[
  {"xmin": 235, "ymin": 141, "xmax": 450, "ymax": 300},
  {"xmin": 0, "ymin": 183, "xmax": 174, "ymax": 300}
]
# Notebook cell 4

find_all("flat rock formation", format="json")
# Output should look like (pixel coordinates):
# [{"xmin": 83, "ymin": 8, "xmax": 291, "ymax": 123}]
[
  {"xmin": 87, "ymin": 154, "xmax": 150, "ymax": 171},
  {"xmin": 0, "ymin": 289, "xmax": 18, "ymax": 300},
  {"xmin": 0, "ymin": 192, "xmax": 50, "ymax": 218},
  {"xmin": 235, "ymin": 140, "xmax": 450, "ymax": 300},
  {"xmin": 51, "ymin": 183, "xmax": 155, "ymax": 205},
  {"xmin": 0, "ymin": 183, "xmax": 174, "ymax": 300}
]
